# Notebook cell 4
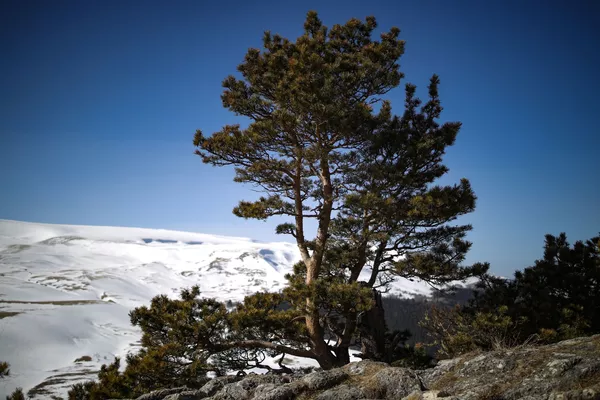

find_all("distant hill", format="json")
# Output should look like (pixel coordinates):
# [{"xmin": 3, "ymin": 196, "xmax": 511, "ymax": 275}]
[{"xmin": 0, "ymin": 219, "xmax": 476, "ymax": 398}]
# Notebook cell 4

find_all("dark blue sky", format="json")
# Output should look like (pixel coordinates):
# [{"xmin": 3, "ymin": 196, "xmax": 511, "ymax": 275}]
[{"xmin": 1, "ymin": 0, "xmax": 598, "ymax": 276}]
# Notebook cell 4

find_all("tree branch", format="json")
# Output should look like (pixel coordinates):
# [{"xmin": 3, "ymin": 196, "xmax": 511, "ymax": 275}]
[{"xmin": 216, "ymin": 340, "xmax": 315, "ymax": 360}]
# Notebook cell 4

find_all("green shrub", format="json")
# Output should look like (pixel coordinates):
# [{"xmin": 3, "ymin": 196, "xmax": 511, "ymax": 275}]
[
  {"xmin": 68, "ymin": 381, "xmax": 95, "ymax": 400},
  {"xmin": 0, "ymin": 361, "xmax": 9, "ymax": 378},
  {"xmin": 420, "ymin": 304, "xmax": 526, "ymax": 358},
  {"xmin": 389, "ymin": 342, "xmax": 433, "ymax": 369},
  {"xmin": 6, "ymin": 387, "xmax": 25, "ymax": 400},
  {"xmin": 421, "ymin": 233, "xmax": 600, "ymax": 358}
]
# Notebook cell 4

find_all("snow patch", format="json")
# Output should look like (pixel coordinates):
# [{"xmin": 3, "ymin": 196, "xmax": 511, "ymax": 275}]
[{"xmin": 0, "ymin": 219, "xmax": 471, "ymax": 398}]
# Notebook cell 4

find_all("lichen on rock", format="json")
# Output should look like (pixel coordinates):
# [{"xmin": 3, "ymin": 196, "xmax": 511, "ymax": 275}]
[{"xmin": 127, "ymin": 335, "xmax": 600, "ymax": 400}]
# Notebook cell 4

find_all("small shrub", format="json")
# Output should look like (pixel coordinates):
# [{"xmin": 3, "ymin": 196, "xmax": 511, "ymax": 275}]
[
  {"xmin": 420, "ymin": 304, "xmax": 526, "ymax": 358},
  {"xmin": 390, "ymin": 342, "xmax": 433, "ymax": 369},
  {"xmin": 6, "ymin": 387, "xmax": 26, "ymax": 400},
  {"xmin": 68, "ymin": 381, "xmax": 95, "ymax": 400},
  {"xmin": 0, "ymin": 361, "xmax": 9, "ymax": 377}
]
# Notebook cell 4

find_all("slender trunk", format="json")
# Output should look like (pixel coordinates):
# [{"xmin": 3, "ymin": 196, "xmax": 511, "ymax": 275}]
[
  {"xmin": 311, "ymin": 155, "xmax": 334, "ymax": 274},
  {"xmin": 306, "ymin": 312, "xmax": 338, "ymax": 369},
  {"xmin": 293, "ymin": 153, "xmax": 310, "ymax": 264},
  {"xmin": 303, "ymin": 148, "xmax": 337, "ymax": 369},
  {"xmin": 367, "ymin": 242, "xmax": 387, "ymax": 287}
]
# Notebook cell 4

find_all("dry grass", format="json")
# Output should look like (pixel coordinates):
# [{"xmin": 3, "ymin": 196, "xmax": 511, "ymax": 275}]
[
  {"xmin": 0, "ymin": 311, "xmax": 21, "ymax": 319},
  {"xmin": 428, "ymin": 335, "xmax": 600, "ymax": 398},
  {"xmin": 429, "ymin": 356, "xmax": 470, "ymax": 391}
]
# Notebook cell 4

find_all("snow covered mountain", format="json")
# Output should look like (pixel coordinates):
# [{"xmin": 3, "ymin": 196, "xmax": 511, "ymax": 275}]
[{"xmin": 0, "ymin": 219, "xmax": 449, "ymax": 398}]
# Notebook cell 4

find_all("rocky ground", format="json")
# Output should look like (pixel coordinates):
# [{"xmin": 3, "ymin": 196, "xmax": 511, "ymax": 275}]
[{"xmin": 119, "ymin": 334, "xmax": 600, "ymax": 400}]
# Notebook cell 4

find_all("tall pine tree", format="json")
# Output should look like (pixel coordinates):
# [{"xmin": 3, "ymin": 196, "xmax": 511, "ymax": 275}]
[{"xmin": 194, "ymin": 11, "xmax": 486, "ymax": 369}]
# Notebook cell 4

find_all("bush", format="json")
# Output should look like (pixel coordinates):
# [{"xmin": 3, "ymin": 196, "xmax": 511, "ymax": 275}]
[
  {"xmin": 68, "ymin": 382, "xmax": 94, "ymax": 400},
  {"xmin": 389, "ymin": 342, "xmax": 433, "ymax": 369},
  {"xmin": 421, "ymin": 233, "xmax": 600, "ymax": 357},
  {"xmin": 6, "ymin": 388, "xmax": 25, "ymax": 400},
  {"xmin": 421, "ymin": 304, "xmax": 527, "ymax": 358},
  {"xmin": 0, "ymin": 361, "xmax": 9, "ymax": 378}
]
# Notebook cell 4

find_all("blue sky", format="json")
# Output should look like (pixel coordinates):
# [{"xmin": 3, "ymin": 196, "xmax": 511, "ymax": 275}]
[{"xmin": 1, "ymin": 0, "xmax": 598, "ymax": 276}]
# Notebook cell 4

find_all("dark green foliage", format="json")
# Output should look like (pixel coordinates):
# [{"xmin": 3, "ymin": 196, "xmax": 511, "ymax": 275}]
[
  {"xmin": 388, "ymin": 338, "xmax": 433, "ymax": 369},
  {"xmin": 0, "ymin": 361, "xmax": 9, "ymax": 378},
  {"xmin": 68, "ymin": 381, "xmax": 95, "ymax": 400},
  {"xmin": 194, "ymin": 10, "xmax": 485, "ymax": 369},
  {"xmin": 363, "ymin": 327, "xmax": 433, "ymax": 368},
  {"xmin": 5, "ymin": 388, "xmax": 25, "ymax": 400},
  {"xmin": 75, "ymin": 287, "xmax": 232, "ymax": 398},
  {"xmin": 467, "ymin": 233, "xmax": 600, "ymax": 343},
  {"xmin": 70, "ymin": 286, "xmax": 313, "ymax": 397},
  {"xmin": 66, "ymin": 359, "xmax": 135, "ymax": 400},
  {"xmin": 128, "ymin": 286, "xmax": 226, "ymax": 383},
  {"xmin": 422, "ymin": 233, "xmax": 600, "ymax": 357}
]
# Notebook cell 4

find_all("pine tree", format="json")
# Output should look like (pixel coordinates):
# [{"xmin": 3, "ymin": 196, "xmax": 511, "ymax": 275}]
[
  {"xmin": 515, "ymin": 233, "xmax": 600, "ymax": 337},
  {"xmin": 422, "ymin": 232, "xmax": 600, "ymax": 357},
  {"xmin": 193, "ymin": 11, "xmax": 486, "ymax": 370}
]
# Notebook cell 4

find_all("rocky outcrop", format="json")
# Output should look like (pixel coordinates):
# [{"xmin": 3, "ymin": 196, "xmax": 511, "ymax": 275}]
[{"xmin": 126, "ymin": 335, "xmax": 600, "ymax": 400}]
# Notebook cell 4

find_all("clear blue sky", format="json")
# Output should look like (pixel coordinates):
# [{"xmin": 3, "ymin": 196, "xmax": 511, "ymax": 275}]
[{"xmin": 1, "ymin": 0, "xmax": 598, "ymax": 276}]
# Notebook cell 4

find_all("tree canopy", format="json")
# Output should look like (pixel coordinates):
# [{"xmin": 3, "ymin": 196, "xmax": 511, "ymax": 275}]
[{"xmin": 192, "ymin": 10, "xmax": 486, "ymax": 369}]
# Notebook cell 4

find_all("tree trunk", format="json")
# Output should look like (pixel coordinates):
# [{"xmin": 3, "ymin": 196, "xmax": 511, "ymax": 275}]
[
  {"xmin": 334, "ymin": 346, "xmax": 350, "ymax": 365},
  {"xmin": 306, "ymin": 312, "xmax": 338, "ymax": 369},
  {"xmin": 358, "ymin": 288, "xmax": 388, "ymax": 361}
]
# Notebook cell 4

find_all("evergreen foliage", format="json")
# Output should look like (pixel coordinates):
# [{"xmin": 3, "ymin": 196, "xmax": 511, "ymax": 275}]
[
  {"xmin": 421, "ymin": 233, "xmax": 600, "ymax": 357},
  {"xmin": 68, "ymin": 381, "xmax": 95, "ymax": 400},
  {"xmin": 0, "ymin": 361, "xmax": 9, "ymax": 378},
  {"xmin": 5, "ymin": 388, "xmax": 25, "ymax": 400},
  {"xmin": 194, "ymin": 10, "xmax": 485, "ymax": 369},
  {"xmin": 66, "ymin": 359, "xmax": 134, "ymax": 400}
]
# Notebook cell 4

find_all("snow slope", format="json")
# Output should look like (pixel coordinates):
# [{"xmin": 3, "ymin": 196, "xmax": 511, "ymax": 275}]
[{"xmin": 0, "ymin": 219, "xmax": 449, "ymax": 398}]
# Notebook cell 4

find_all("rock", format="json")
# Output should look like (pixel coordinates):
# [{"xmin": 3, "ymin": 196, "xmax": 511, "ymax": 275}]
[
  {"xmin": 197, "ymin": 376, "xmax": 240, "ymax": 397},
  {"xmin": 250, "ymin": 384, "xmax": 278, "ymax": 399},
  {"xmin": 251, "ymin": 384, "xmax": 300, "ymax": 400},
  {"xmin": 133, "ymin": 335, "xmax": 600, "ymax": 400},
  {"xmin": 163, "ymin": 390, "xmax": 208, "ymax": 400},
  {"xmin": 136, "ymin": 387, "xmax": 189, "ymax": 400},
  {"xmin": 361, "ymin": 367, "xmax": 421, "ymax": 400},
  {"xmin": 418, "ymin": 334, "xmax": 600, "ymax": 400},
  {"xmin": 302, "ymin": 369, "xmax": 349, "ymax": 390},
  {"xmin": 202, "ymin": 374, "xmax": 299, "ymax": 400},
  {"xmin": 315, "ymin": 384, "xmax": 364, "ymax": 400},
  {"xmin": 343, "ymin": 360, "xmax": 389, "ymax": 376}
]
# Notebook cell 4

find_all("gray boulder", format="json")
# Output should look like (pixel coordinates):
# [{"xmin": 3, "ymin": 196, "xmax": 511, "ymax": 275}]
[
  {"xmin": 302, "ymin": 369, "xmax": 349, "ymax": 390},
  {"xmin": 136, "ymin": 387, "xmax": 189, "ymax": 400},
  {"xmin": 361, "ymin": 367, "xmax": 421, "ymax": 399},
  {"xmin": 315, "ymin": 384, "xmax": 364, "ymax": 400},
  {"xmin": 133, "ymin": 335, "xmax": 600, "ymax": 400}
]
